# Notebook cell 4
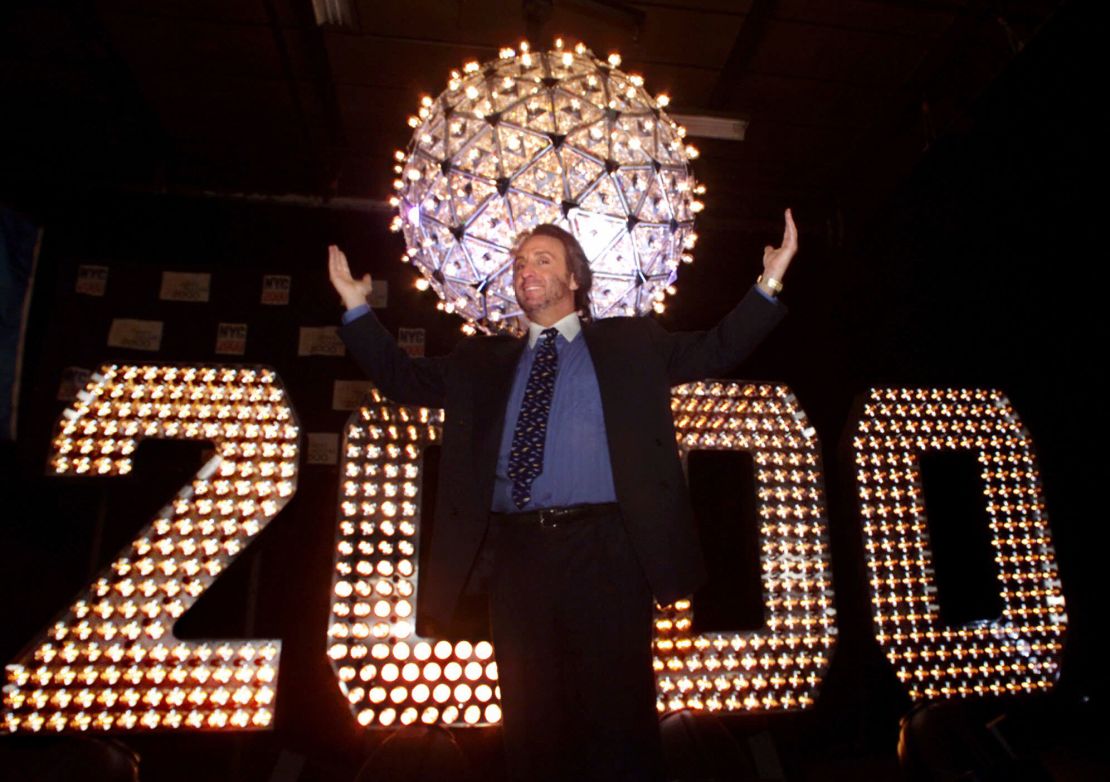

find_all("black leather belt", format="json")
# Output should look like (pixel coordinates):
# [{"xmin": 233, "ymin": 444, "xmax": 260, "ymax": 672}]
[{"xmin": 491, "ymin": 502, "xmax": 619, "ymax": 529}]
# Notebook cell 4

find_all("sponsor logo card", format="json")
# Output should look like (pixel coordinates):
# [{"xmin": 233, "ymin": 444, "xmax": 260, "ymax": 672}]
[
  {"xmin": 261, "ymin": 274, "xmax": 291, "ymax": 305},
  {"xmin": 298, "ymin": 326, "xmax": 346, "ymax": 357},
  {"xmin": 76, "ymin": 265, "xmax": 108, "ymax": 296},
  {"xmin": 57, "ymin": 367, "xmax": 92, "ymax": 401},
  {"xmin": 306, "ymin": 433, "xmax": 340, "ymax": 465},
  {"xmin": 215, "ymin": 323, "xmax": 248, "ymax": 356},
  {"xmin": 160, "ymin": 271, "xmax": 211, "ymax": 302},
  {"xmin": 332, "ymin": 380, "xmax": 372, "ymax": 411},
  {"xmin": 107, "ymin": 319, "xmax": 163, "ymax": 352},
  {"xmin": 398, "ymin": 327, "xmax": 426, "ymax": 357}
]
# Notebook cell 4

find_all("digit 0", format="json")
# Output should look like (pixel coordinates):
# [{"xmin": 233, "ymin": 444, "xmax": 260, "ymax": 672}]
[
  {"xmin": 2, "ymin": 364, "xmax": 299, "ymax": 733},
  {"xmin": 659, "ymin": 382, "xmax": 837, "ymax": 713},
  {"xmin": 851, "ymin": 387, "xmax": 1067, "ymax": 699},
  {"xmin": 329, "ymin": 389, "xmax": 499, "ymax": 729}
]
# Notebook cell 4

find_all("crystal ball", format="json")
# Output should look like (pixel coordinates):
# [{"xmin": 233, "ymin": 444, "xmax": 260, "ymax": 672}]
[{"xmin": 392, "ymin": 42, "xmax": 703, "ymax": 333}]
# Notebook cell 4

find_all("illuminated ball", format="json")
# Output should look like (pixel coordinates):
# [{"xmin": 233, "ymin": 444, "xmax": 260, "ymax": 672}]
[{"xmin": 392, "ymin": 42, "xmax": 703, "ymax": 332}]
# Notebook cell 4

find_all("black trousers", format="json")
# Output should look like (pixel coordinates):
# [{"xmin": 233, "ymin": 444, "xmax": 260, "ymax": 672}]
[{"xmin": 487, "ymin": 508, "xmax": 665, "ymax": 782}]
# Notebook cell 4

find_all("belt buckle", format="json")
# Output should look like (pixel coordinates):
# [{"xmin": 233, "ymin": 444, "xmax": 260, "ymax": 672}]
[{"xmin": 537, "ymin": 508, "xmax": 560, "ymax": 529}]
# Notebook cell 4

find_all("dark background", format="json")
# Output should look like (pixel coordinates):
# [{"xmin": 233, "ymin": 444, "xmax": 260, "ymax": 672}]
[{"xmin": 1, "ymin": 1, "xmax": 1103, "ymax": 780}]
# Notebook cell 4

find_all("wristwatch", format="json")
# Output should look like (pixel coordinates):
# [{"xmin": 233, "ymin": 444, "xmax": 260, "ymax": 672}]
[{"xmin": 757, "ymin": 274, "xmax": 783, "ymax": 296}]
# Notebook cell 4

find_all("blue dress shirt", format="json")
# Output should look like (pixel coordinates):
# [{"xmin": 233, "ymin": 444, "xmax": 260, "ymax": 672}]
[{"xmin": 490, "ymin": 312, "xmax": 617, "ymax": 512}]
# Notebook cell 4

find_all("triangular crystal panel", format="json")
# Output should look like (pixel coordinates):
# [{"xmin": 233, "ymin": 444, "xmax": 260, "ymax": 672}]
[
  {"xmin": 453, "ymin": 125, "xmax": 500, "ymax": 180},
  {"xmin": 451, "ymin": 74, "xmax": 496, "ymax": 118},
  {"xmin": 551, "ymin": 88, "xmax": 604, "ymax": 134},
  {"xmin": 654, "ymin": 119, "xmax": 685, "ymax": 165},
  {"xmin": 558, "ymin": 147, "xmax": 605, "ymax": 201},
  {"xmin": 590, "ymin": 274, "xmax": 639, "ymax": 318},
  {"xmin": 402, "ymin": 152, "xmax": 437, "ymax": 208},
  {"xmin": 448, "ymin": 117, "xmax": 491, "ymax": 159},
  {"xmin": 604, "ymin": 72, "xmax": 643, "ymax": 114},
  {"xmin": 414, "ymin": 117, "xmax": 447, "ymax": 160},
  {"xmin": 659, "ymin": 168, "xmax": 693, "ymax": 221},
  {"xmin": 636, "ymin": 174, "xmax": 673, "ymax": 223},
  {"xmin": 461, "ymin": 236, "xmax": 511, "ymax": 280},
  {"xmin": 489, "ymin": 73, "xmax": 544, "ymax": 113},
  {"xmin": 507, "ymin": 190, "xmax": 562, "ymax": 229},
  {"xmin": 492, "ymin": 55, "xmax": 546, "ymax": 86},
  {"xmin": 420, "ymin": 175, "xmax": 454, "ymax": 225},
  {"xmin": 496, "ymin": 126, "xmax": 550, "ymax": 179},
  {"xmin": 611, "ymin": 117, "xmax": 653, "ymax": 166},
  {"xmin": 510, "ymin": 150, "xmax": 563, "ymax": 200},
  {"xmin": 589, "ymin": 229, "xmax": 638, "ymax": 277},
  {"xmin": 421, "ymin": 219, "xmax": 455, "ymax": 256},
  {"xmin": 631, "ymin": 223, "xmax": 672, "ymax": 278},
  {"xmin": 440, "ymin": 242, "xmax": 476, "ymax": 283},
  {"xmin": 614, "ymin": 167, "xmax": 653, "ymax": 216},
  {"xmin": 544, "ymin": 50, "xmax": 583, "ymax": 83},
  {"xmin": 501, "ymin": 93, "xmax": 556, "ymax": 134},
  {"xmin": 483, "ymin": 271, "xmax": 517, "ymax": 314},
  {"xmin": 566, "ymin": 123, "xmax": 609, "ymax": 159},
  {"xmin": 578, "ymin": 174, "xmax": 627, "ymax": 219},
  {"xmin": 559, "ymin": 72, "xmax": 607, "ymax": 109},
  {"xmin": 465, "ymin": 196, "xmax": 515, "ymax": 244},
  {"xmin": 448, "ymin": 172, "xmax": 497, "ymax": 225},
  {"xmin": 569, "ymin": 211, "xmax": 625, "ymax": 265},
  {"xmin": 440, "ymin": 279, "xmax": 478, "ymax": 315}
]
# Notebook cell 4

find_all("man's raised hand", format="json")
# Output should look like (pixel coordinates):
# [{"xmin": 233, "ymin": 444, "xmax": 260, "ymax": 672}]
[
  {"xmin": 760, "ymin": 208, "xmax": 799, "ymax": 293},
  {"xmin": 328, "ymin": 244, "xmax": 374, "ymax": 310}
]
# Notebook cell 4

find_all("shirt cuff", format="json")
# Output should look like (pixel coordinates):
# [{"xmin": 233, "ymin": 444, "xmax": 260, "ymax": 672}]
[
  {"xmin": 753, "ymin": 284, "xmax": 778, "ymax": 303},
  {"xmin": 342, "ymin": 303, "xmax": 371, "ymax": 325}
]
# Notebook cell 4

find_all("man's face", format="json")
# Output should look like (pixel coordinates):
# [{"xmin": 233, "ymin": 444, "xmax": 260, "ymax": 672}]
[{"xmin": 512, "ymin": 234, "xmax": 579, "ymax": 324}]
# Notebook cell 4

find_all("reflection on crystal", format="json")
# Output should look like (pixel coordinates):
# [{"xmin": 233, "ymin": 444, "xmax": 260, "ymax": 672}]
[{"xmin": 394, "ymin": 42, "xmax": 703, "ymax": 333}]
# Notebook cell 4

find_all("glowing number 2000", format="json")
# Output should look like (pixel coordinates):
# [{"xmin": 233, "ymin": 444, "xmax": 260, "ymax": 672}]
[
  {"xmin": 3, "ymin": 368, "xmax": 1068, "ymax": 735},
  {"xmin": 2, "ymin": 365, "xmax": 299, "ymax": 733}
]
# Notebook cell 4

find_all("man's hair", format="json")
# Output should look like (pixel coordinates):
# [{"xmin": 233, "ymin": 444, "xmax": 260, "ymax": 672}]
[{"xmin": 513, "ymin": 223, "xmax": 593, "ymax": 314}]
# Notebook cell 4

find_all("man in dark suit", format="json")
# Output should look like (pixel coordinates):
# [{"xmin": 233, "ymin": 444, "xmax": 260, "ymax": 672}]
[{"xmin": 328, "ymin": 211, "xmax": 797, "ymax": 781}]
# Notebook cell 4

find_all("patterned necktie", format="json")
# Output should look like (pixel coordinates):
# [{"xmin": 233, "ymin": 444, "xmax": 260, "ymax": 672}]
[{"xmin": 507, "ymin": 328, "xmax": 559, "ymax": 509}]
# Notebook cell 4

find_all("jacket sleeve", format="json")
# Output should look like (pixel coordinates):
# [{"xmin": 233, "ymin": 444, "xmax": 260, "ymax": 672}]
[
  {"xmin": 338, "ymin": 309, "xmax": 449, "ymax": 409},
  {"xmin": 647, "ymin": 285, "xmax": 787, "ymax": 386}
]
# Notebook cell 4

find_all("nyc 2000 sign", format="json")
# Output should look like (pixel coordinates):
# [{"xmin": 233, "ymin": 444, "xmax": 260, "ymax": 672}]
[{"xmin": 2, "ymin": 365, "xmax": 1066, "ymax": 733}]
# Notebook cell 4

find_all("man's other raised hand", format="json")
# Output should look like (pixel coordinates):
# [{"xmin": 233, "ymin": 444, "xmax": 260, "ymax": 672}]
[
  {"xmin": 327, "ymin": 244, "xmax": 374, "ymax": 311},
  {"xmin": 759, "ymin": 208, "xmax": 799, "ymax": 296}
]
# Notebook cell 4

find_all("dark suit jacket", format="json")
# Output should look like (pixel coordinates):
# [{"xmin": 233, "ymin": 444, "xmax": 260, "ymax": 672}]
[{"xmin": 339, "ymin": 286, "xmax": 786, "ymax": 631}]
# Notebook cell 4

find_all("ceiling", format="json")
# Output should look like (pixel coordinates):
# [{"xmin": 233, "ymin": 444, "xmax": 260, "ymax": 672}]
[{"xmin": 1, "ymin": 0, "xmax": 1065, "ymax": 234}]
